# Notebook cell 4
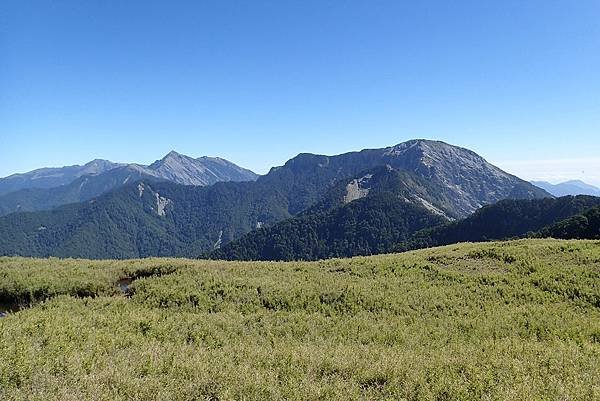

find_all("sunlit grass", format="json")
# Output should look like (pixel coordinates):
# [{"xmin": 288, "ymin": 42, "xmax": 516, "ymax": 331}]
[{"xmin": 1, "ymin": 239, "xmax": 599, "ymax": 400}]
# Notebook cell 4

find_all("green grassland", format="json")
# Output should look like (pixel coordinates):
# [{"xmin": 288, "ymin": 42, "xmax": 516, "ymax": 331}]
[{"xmin": 0, "ymin": 239, "xmax": 599, "ymax": 400}]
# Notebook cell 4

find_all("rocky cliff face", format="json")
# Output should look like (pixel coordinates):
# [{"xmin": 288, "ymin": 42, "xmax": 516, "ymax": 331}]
[
  {"xmin": 147, "ymin": 151, "xmax": 258, "ymax": 186},
  {"xmin": 381, "ymin": 140, "xmax": 550, "ymax": 216},
  {"xmin": 262, "ymin": 139, "xmax": 550, "ymax": 217}
]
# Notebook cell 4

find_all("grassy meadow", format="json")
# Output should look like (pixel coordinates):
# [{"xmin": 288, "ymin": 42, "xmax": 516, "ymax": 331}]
[{"xmin": 0, "ymin": 239, "xmax": 599, "ymax": 400}]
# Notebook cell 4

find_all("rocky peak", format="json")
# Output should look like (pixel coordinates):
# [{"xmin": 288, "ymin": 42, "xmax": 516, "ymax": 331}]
[
  {"xmin": 151, "ymin": 151, "xmax": 190, "ymax": 167},
  {"xmin": 81, "ymin": 159, "xmax": 123, "ymax": 176},
  {"xmin": 146, "ymin": 151, "xmax": 258, "ymax": 186},
  {"xmin": 386, "ymin": 139, "xmax": 479, "ymax": 163},
  {"xmin": 264, "ymin": 139, "xmax": 550, "ymax": 217},
  {"xmin": 164, "ymin": 150, "xmax": 185, "ymax": 160},
  {"xmin": 383, "ymin": 139, "xmax": 508, "ymax": 180}
]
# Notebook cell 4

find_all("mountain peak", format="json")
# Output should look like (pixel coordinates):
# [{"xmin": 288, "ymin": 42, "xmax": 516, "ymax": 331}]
[
  {"xmin": 163, "ymin": 150, "xmax": 186, "ymax": 160},
  {"xmin": 398, "ymin": 138, "xmax": 442, "ymax": 146},
  {"xmin": 145, "ymin": 151, "xmax": 258, "ymax": 186},
  {"xmin": 387, "ymin": 139, "xmax": 473, "ymax": 156},
  {"xmin": 563, "ymin": 180, "xmax": 598, "ymax": 189},
  {"xmin": 0, "ymin": 159, "xmax": 122, "ymax": 196},
  {"xmin": 150, "ymin": 151, "xmax": 194, "ymax": 168},
  {"xmin": 531, "ymin": 180, "xmax": 600, "ymax": 197},
  {"xmin": 382, "ymin": 139, "xmax": 487, "ymax": 176},
  {"xmin": 85, "ymin": 158, "xmax": 111, "ymax": 165}
]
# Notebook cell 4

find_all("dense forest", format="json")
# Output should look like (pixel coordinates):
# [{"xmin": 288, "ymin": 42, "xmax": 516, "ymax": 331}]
[
  {"xmin": 209, "ymin": 193, "xmax": 446, "ymax": 261},
  {"xmin": 395, "ymin": 195, "xmax": 600, "ymax": 252},
  {"xmin": 211, "ymin": 195, "xmax": 600, "ymax": 261},
  {"xmin": 535, "ymin": 206, "xmax": 600, "ymax": 239},
  {"xmin": 0, "ymin": 180, "xmax": 291, "ymax": 259}
]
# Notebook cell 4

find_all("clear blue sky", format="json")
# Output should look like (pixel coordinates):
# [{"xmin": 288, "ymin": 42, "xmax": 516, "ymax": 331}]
[{"xmin": 2, "ymin": 1, "xmax": 599, "ymax": 184}]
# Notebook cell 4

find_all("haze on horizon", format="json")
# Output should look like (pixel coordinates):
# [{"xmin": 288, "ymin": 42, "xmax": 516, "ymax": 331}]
[{"xmin": 2, "ymin": 1, "xmax": 599, "ymax": 185}]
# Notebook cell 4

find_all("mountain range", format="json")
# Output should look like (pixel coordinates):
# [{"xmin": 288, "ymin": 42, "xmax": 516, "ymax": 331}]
[
  {"xmin": 0, "ymin": 151, "xmax": 258, "ymax": 216},
  {"xmin": 531, "ymin": 180, "xmax": 600, "ymax": 197},
  {"xmin": 0, "ymin": 139, "xmax": 554, "ymax": 259},
  {"xmin": 0, "ymin": 159, "xmax": 123, "ymax": 196}
]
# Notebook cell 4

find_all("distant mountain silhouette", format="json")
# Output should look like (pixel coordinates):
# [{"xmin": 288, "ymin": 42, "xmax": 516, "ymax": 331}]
[
  {"xmin": 0, "ymin": 152, "xmax": 258, "ymax": 216},
  {"xmin": 531, "ymin": 180, "xmax": 600, "ymax": 197},
  {"xmin": 0, "ymin": 159, "xmax": 122, "ymax": 196}
]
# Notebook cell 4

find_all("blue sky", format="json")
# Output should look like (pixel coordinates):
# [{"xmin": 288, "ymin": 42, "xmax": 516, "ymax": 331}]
[{"xmin": 2, "ymin": 1, "xmax": 599, "ymax": 184}]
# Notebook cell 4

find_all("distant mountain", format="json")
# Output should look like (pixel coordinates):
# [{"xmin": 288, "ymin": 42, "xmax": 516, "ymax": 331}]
[
  {"xmin": 0, "ymin": 159, "xmax": 123, "ymax": 196},
  {"xmin": 208, "ymin": 166, "xmax": 451, "ymax": 261},
  {"xmin": 0, "ymin": 140, "xmax": 551, "ymax": 259},
  {"xmin": 258, "ymin": 139, "xmax": 550, "ymax": 217},
  {"xmin": 210, "ymin": 169, "xmax": 600, "ymax": 262},
  {"xmin": 0, "ymin": 151, "xmax": 258, "ymax": 216},
  {"xmin": 145, "ymin": 151, "xmax": 259, "ymax": 186},
  {"xmin": 531, "ymin": 180, "xmax": 600, "ymax": 197},
  {"xmin": 0, "ymin": 180, "xmax": 290, "ymax": 258},
  {"xmin": 395, "ymin": 195, "xmax": 600, "ymax": 252}
]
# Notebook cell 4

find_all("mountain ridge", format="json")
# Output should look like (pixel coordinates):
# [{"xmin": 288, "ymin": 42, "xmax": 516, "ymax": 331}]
[
  {"xmin": 259, "ymin": 139, "xmax": 550, "ymax": 216},
  {"xmin": 0, "ymin": 152, "xmax": 259, "ymax": 216},
  {"xmin": 0, "ymin": 139, "xmax": 552, "ymax": 258},
  {"xmin": 531, "ymin": 180, "xmax": 600, "ymax": 197},
  {"xmin": 0, "ymin": 159, "xmax": 124, "ymax": 196},
  {"xmin": 208, "ymin": 165, "xmax": 453, "ymax": 260}
]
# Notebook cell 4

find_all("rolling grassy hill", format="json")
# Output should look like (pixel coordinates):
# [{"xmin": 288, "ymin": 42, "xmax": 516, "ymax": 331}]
[{"xmin": 0, "ymin": 239, "xmax": 599, "ymax": 400}]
